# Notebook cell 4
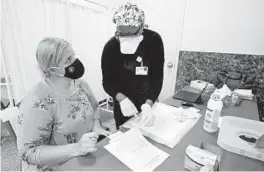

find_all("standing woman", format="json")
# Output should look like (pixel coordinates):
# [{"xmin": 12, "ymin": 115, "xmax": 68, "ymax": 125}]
[
  {"xmin": 101, "ymin": 3, "xmax": 164, "ymax": 128},
  {"xmin": 17, "ymin": 37, "xmax": 110, "ymax": 171}
]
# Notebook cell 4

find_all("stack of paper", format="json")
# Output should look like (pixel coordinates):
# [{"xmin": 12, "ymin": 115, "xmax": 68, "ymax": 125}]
[
  {"xmin": 190, "ymin": 80, "xmax": 208, "ymax": 91},
  {"xmin": 122, "ymin": 103, "xmax": 201, "ymax": 148},
  {"xmin": 105, "ymin": 128, "xmax": 170, "ymax": 171},
  {"xmin": 190, "ymin": 80, "xmax": 215, "ymax": 93},
  {"xmin": 234, "ymin": 89, "xmax": 254, "ymax": 100}
]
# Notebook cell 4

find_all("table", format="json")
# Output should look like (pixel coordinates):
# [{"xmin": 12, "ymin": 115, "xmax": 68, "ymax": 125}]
[{"xmin": 56, "ymin": 98, "xmax": 264, "ymax": 171}]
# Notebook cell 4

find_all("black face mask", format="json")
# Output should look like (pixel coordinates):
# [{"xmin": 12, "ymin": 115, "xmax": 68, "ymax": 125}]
[{"xmin": 64, "ymin": 58, "xmax": 85, "ymax": 79}]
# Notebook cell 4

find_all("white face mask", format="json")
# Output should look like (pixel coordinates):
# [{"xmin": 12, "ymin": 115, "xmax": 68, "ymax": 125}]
[{"xmin": 119, "ymin": 35, "xmax": 143, "ymax": 54}]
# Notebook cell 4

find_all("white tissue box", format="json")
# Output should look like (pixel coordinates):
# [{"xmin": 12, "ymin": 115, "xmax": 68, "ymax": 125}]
[
  {"xmin": 184, "ymin": 142, "xmax": 221, "ymax": 171},
  {"xmin": 233, "ymin": 89, "xmax": 254, "ymax": 100}
]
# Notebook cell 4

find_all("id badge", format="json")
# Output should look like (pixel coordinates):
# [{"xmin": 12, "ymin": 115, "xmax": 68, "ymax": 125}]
[{"xmin": 136, "ymin": 67, "xmax": 148, "ymax": 75}]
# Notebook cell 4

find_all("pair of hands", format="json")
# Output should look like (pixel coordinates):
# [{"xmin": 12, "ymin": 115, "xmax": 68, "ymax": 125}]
[
  {"xmin": 118, "ymin": 93, "xmax": 155, "ymax": 127},
  {"xmin": 74, "ymin": 122, "xmax": 111, "ymax": 156}
]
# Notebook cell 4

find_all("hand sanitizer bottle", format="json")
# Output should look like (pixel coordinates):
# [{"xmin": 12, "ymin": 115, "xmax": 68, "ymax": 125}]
[{"xmin": 203, "ymin": 93, "xmax": 223, "ymax": 133}]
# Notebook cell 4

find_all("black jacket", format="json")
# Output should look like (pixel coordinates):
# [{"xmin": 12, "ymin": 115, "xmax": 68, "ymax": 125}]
[{"xmin": 101, "ymin": 29, "xmax": 164, "ymax": 103}]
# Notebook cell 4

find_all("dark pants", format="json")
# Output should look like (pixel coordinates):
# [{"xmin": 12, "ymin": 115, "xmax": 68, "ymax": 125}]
[{"xmin": 113, "ymin": 97, "xmax": 145, "ymax": 129}]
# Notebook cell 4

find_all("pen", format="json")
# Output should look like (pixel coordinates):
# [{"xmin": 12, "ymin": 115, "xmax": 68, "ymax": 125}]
[
  {"xmin": 167, "ymin": 104, "xmax": 180, "ymax": 108},
  {"xmin": 169, "ymin": 102, "xmax": 202, "ymax": 111},
  {"xmin": 105, "ymin": 134, "xmax": 111, "ymax": 139}
]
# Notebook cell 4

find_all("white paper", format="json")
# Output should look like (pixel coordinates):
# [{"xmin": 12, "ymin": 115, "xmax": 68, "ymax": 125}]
[
  {"xmin": 234, "ymin": 89, "xmax": 254, "ymax": 100},
  {"xmin": 122, "ymin": 103, "xmax": 201, "ymax": 148},
  {"xmin": 105, "ymin": 128, "xmax": 169, "ymax": 171},
  {"xmin": 108, "ymin": 131, "xmax": 124, "ymax": 144},
  {"xmin": 234, "ymin": 89, "xmax": 252, "ymax": 96},
  {"xmin": 188, "ymin": 107, "xmax": 200, "ymax": 113},
  {"xmin": 190, "ymin": 80, "xmax": 207, "ymax": 91}
]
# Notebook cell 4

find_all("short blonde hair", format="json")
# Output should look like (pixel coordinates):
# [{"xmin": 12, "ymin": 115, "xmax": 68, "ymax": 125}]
[{"xmin": 36, "ymin": 37, "xmax": 69, "ymax": 77}]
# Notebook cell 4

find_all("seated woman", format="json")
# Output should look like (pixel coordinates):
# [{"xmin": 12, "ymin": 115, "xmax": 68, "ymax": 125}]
[{"xmin": 17, "ymin": 37, "xmax": 110, "ymax": 171}]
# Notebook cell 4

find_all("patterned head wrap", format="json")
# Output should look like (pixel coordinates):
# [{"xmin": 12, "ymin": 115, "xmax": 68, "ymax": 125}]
[
  {"xmin": 113, "ymin": 2, "xmax": 145, "ymax": 27},
  {"xmin": 113, "ymin": 3, "xmax": 145, "ymax": 36}
]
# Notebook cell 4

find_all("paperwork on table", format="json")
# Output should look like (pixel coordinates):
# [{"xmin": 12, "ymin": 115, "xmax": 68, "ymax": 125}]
[
  {"xmin": 105, "ymin": 128, "xmax": 170, "ymax": 171},
  {"xmin": 122, "ymin": 102, "xmax": 201, "ymax": 148},
  {"xmin": 107, "ymin": 131, "xmax": 124, "ymax": 144}
]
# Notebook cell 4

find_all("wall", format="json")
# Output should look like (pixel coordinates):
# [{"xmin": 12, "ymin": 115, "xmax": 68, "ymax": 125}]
[
  {"xmin": 176, "ymin": 51, "xmax": 264, "ymax": 91},
  {"xmin": 2, "ymin": 0, "xmax": 109, "ymax": 102},
  {"xmin": 181, "ymin": 0, "xmax": 264, "ymax": 55}
]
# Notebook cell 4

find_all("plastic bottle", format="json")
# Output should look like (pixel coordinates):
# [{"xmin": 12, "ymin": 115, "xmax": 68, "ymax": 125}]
[{"xmin": 203, "ymin": 93, "xmax": 223, "ymax": 133}]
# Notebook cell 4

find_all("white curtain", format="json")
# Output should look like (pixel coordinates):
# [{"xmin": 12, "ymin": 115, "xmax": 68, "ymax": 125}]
[{"xmin": 1, "ymin": 0, "xmax": 109, "ymax": 103}]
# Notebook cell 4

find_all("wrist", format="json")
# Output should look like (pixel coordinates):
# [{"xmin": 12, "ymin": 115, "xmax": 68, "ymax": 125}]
[
  {"xmin": 93, "ymin": 119, "xmax": 101, "ymax": 129},
  {"xmin": 69, "ymin": 143, "xmax": 79, "ymax": 157},
  {"xmin": 94, "ymin": 118, "xmax": 101, "ymax": 125},
  {"xmin": 116, "ymin": 93, "xmax": 126, "ymax": 102}
]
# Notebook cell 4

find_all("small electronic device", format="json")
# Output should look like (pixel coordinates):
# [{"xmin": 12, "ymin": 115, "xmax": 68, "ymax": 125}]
[
  {"xmin": 181, "ymin": 102, "xmax": 194, "ymax": 107},
  {"xmin": 173, "ymin": 90, "xmax": 202, "ymax": 104},
  {"xmin": 173, "ymin": 83, "xmax": 208, "ymax": 104}
]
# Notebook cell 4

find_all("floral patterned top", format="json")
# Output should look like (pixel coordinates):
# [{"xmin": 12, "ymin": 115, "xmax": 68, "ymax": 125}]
[{"xmin": 16, "ymin": 79, "xmax": 100, "ymax": 171}]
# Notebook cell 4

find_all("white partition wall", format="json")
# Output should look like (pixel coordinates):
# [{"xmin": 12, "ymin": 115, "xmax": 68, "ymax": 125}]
[
  {"xmin": 181, "ymin": 0, "xmax": 264, "ymax": 55},
  {"xmin": 1, "ymin": 0, "xmax": 109, "ymax": 103}
]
